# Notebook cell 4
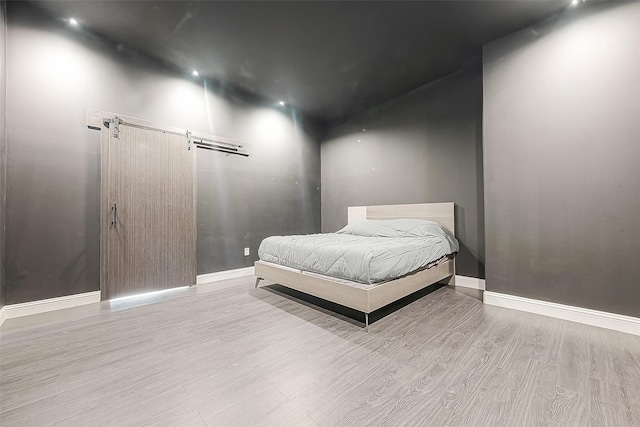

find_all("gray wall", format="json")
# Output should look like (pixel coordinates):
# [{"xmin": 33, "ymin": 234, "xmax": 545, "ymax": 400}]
[
  {"xmin": 484, "ymin": 2, "xmax": 640, "ymax": 317},
  {"xmin": 322, "ymin": 63, "xmax": 484, "ymax": 278},
  {"xmin": 0, "ymin": 0, "xmax": 6, "ymax": 307},
  {"xmin": 4, "ymin": 3, "xmax": 320, "ymax": 305}
]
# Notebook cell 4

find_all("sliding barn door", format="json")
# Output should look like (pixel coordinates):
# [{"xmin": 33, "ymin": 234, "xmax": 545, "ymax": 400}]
[{"xmin": 101, "ymin": 119, "xmax": 196, "ymax": 300}]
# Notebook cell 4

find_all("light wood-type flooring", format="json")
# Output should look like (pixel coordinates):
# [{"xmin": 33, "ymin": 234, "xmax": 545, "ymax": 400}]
[{"xmin": 1, "ymin": 277, "xmax": 639, "ymax": 426}]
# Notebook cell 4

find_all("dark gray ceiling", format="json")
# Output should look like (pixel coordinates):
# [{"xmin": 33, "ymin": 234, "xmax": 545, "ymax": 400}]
[{"xmin": 31, "ymin": 1, "xmax": 567, "ymax": 123}]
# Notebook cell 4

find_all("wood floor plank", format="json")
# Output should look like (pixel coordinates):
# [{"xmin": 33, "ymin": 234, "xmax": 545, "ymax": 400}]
[
  {"xmin": 4, "ymin": 368, "xmax": 189, "ymax": 427},
  {"xmin": 590, "ymin": 378, "xmax": 638, "ymax": 416},
  {"xmin": 491, "ymin": 319, "xmax": 591, "ymax": 427},
  {"xmin": 452, "ymin": 310, "xmax": 565, "ymax": 426},
  {"xmin": 557, "ymin": 321, "xmax": 591, "ymax": 396},
  {"xmin": 196, "ymin": 384, "xmax": 289, "ymax": 426},
  {"xmin": 314, "ymin": 303, "xmax": 509, "ymax": 426},
  {"xmin": 354, "ymin": 290, "xmax": 482, "ymax": 368},
  {"xmin": 590, "ymin": 405, "xmax": 640, "ymax": 427},
  {"xmin": 388, "ymin": 309, "xmax": 514, "ymax": 426},
  {"xmin": 588, "ymin": 324, "xmax": 640, "ymax": 388},
  {"xmin": 2, "ymin": 277, "xmax": 640, "ymax": 427},
  {"xmin": 291, "ymin": 415, "xmax": 321, "ymax": 427}
]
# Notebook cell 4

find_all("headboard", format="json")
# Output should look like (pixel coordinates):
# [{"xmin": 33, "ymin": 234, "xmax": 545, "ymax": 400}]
[{"xmin": 347, "ymin": 202, "xmax": 455, "ymax": 235}]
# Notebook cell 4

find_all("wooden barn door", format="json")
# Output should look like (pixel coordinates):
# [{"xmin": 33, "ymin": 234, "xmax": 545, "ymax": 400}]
[{"xmin": 100, "ymin": 116, "xmax": 196, "ymax": 300}]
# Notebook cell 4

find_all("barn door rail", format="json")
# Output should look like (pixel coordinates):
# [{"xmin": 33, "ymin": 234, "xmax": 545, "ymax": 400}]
[
  {"xmin": 89, "ymin": 110, "xmax": 249, "ymax": 157},
  {"xmin": 187, "ymin": 132, "xmax": 249, "ymax": 157}
]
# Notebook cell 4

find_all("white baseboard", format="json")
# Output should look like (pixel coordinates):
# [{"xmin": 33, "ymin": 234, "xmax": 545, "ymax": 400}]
[
  {"xmin": 455, "ymin": 275, "xmax": 485, "ymax": 290},
  {"xmin": 484, "ymin": 291, "xmax": 640, "ymax": 337},
  {"xmin": 0, "ymin": 291, "xmax": 101, "ymax": 327},
  {"xmin": 0, "ymin": 266, "xmax": 257, "ymax": 326},
  {"xmin": 197, "ymin": 266, "xmax": 255, "ymax": 285}
]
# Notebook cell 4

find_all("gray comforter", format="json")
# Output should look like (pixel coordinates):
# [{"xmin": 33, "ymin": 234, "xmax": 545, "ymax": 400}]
[{"xmin": 258, "ymin": 219, "xmax": 459, "ymax": 285}]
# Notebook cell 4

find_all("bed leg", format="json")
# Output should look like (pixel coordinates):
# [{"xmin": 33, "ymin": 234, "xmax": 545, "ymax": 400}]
[
  {"xmin": 365, "ymin": 313, "xmax": 369, "ymax": 332},
  {"xmin": 255, "ymin": 277, "xmax": 263, "ymax": 288},
  {"xmin": 447, "ymin": 274, "xmax": 456, "ymax": 286}
]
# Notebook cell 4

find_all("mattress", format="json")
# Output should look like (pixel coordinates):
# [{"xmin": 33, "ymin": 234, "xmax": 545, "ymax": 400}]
[{"xmin": 258, "ymin": 219, "xmax": 459, "ymax": 285}]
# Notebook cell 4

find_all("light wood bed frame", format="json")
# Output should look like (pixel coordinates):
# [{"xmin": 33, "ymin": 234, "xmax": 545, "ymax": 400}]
[{"xmin": 254, "ymin": 202, "xmax": 456, "ymax": 327}]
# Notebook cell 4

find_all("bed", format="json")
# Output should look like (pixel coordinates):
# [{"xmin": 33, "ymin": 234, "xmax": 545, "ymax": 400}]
[{"xmin": 254, "ymin": 202, "xmax": 457, "ymax": 328}]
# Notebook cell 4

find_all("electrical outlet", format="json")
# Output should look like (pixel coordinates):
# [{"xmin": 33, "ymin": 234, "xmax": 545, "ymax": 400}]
[{"xmin": 244, "ymin": 247, "xmax": 250, "ymax": 256}]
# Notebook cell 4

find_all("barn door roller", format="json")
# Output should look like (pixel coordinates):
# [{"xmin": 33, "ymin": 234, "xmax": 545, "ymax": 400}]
[{"xmin": 99, "ymin": 114, "xmax": 249, "ymax": 156}]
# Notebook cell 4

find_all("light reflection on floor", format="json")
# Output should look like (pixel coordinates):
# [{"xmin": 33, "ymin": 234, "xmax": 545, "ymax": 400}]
[{"xmin": 108, "ymin": 286, "xmax": 191, "ymax": 311}]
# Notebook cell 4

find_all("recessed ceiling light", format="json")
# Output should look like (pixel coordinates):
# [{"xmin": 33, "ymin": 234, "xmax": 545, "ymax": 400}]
[
  {"xmin": 69, "ymin": 18, "xmax": 78, "ymax": 26},
  {"xmin": 192, "ymin": 70, "xmax": 199, "ymax": 76},
  {"xmin": 571, "ymin": 0, "xmax": 578, "ymax": 5},
  {"xmin": 279, "ymin": 101, "xmax": 285, "ymax": 106}
]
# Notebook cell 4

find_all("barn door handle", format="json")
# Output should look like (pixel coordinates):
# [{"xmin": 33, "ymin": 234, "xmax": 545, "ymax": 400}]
[{"xmin": 111, "ymin": 203, "xmax": 117, "ymax": 226}]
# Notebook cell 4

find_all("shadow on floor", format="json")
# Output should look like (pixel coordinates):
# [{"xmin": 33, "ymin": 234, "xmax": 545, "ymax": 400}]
[
  {"xmin": 452, "ymin": 286, "xmax": 483, "ymax": 301},
  {"xmin": 254, "ymin": 281, "xmax": 480, "ymax": 328}
]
